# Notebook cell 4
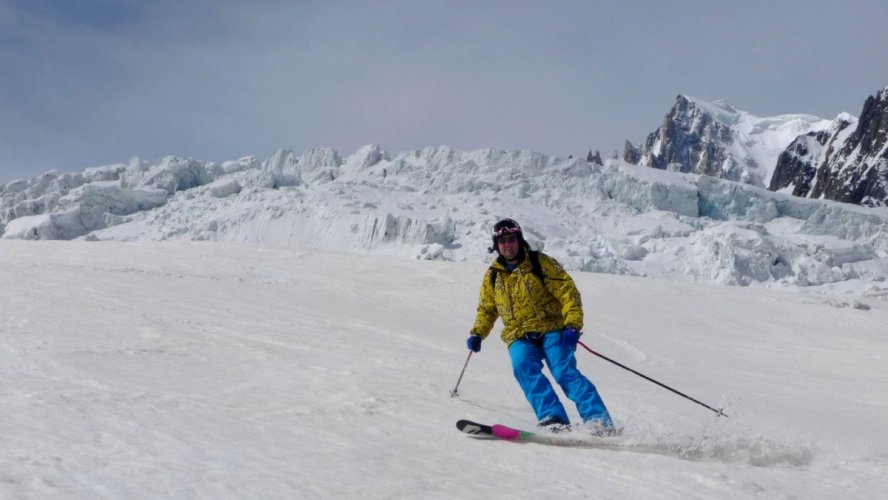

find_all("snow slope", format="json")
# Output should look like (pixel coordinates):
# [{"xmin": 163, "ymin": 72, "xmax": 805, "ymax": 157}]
[{"xmin": 1, "ymin": 241, "xmax": 886, "ymax": 499}]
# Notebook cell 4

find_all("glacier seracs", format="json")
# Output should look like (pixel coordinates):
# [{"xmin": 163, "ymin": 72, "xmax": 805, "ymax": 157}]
[{"xmin": 2, "ymin": 144, "xmax": 887, "ymax": 291}]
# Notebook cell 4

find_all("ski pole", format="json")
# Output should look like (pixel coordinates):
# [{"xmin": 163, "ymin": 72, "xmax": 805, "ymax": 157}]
[
  {"xmin": 578, "ymin": 341, "xmax": 727, "ymax": 418},
  {"xmin": 450, "ymin": 350, "xmax": 473, "ymax": 398}
]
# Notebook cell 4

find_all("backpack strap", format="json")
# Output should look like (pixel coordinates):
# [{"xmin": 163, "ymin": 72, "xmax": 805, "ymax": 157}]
[{"xmin": 528, "ymin": 251, "xmax": 546, "ymax": 283}]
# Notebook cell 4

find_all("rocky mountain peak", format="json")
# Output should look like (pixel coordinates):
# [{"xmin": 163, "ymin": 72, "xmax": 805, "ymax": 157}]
[
  {"xmin": 624, "ymin": 95, "xmax": 828, "ymax": 188},
  {"xmin": 771, "ymin": 87, "xmax": 888, "ymax": 206}
]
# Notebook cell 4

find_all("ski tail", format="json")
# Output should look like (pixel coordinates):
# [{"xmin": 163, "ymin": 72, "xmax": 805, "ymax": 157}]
[{"xmin": 456, "ymin": 419, "xmax": 493, "ymax": 437}]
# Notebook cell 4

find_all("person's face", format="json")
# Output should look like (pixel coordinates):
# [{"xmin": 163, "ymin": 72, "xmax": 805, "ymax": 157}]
[{"xmin": 497, "ymin": 234, "xmax": 520, "ymax": 262}]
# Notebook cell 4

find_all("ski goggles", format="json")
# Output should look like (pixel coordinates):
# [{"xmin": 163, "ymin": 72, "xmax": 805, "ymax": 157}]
[{"xmin": 493, "ymin": 223, "xmax": 521, "ymax": 238}]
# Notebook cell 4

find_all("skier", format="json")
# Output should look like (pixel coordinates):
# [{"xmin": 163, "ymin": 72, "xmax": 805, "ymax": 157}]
[{"xmin": 466, "ymin": 218, "xmax": 616, "ymax": 434}]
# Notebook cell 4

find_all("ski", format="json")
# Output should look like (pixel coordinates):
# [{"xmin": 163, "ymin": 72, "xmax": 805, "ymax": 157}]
[
  {"xmin": 456, "ymin": 419, "xmax": 622, "ymax": 447},
  {"xmin": 456, "ymin": 419, "xmax": 534, "ymax": 441},
  {"xmin": 455, "ymin": 419, "xmax": 495, "ymax": 437}
]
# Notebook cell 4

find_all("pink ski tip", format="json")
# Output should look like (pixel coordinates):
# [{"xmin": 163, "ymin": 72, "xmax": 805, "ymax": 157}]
[{"xmin": 491, "ymin": 424, "xmax": 522, "ymax": 440}]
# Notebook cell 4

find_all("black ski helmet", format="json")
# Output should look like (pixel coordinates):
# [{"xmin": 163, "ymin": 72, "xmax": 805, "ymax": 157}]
[{"xmin": 490, "ymin": 218, "xmax": 527, "ymax": 253}]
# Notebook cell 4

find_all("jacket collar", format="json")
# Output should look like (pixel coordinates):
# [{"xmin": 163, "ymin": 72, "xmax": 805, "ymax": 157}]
[{"xmin": 492, "ymin": 249, "xmax": 528, "ymax": 273}]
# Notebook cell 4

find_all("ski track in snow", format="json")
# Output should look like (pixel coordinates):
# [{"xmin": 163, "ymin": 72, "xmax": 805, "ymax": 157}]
[
  {"xmin": 466, "ymin": 428, "xmax": 816, "ymax": 468},
  {"xmin": 1, "ymin": 240, "xmax": 886, "ymax": 499}
]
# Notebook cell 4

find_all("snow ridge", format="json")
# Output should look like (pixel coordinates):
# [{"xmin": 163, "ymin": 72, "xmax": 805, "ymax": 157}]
[{"xmin": 2, "ymin": 144, "xmax": 888, "ymax": 290}]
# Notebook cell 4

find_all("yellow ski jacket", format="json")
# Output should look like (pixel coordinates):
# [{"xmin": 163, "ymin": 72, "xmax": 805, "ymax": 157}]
[{"xmin": 471, "ymin": 252, "xmax": 583, "ymax": 346}]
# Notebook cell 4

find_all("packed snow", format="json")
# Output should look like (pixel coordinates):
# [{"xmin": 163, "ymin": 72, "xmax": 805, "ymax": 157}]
[{"xmin": 1, "ymin": 241, "xmax": 886, "ymax": 499}]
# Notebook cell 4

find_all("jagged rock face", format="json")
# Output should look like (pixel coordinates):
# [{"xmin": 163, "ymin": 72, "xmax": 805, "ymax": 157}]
[
  {"xmin": 623, "ymin": 141, "xmax": 641, "ymax": 164},
  {"xmin": 630, "ymin": 96, "xmax": 753, "ymax": 184},
  {"xmin": 586, "ymin": 150, "xmax": 604, "ymax": 166},
  {"xmin": 769, "ymin": 129, "xmax": 836, "ymax": 196},
  {"xmin": 771, "ymin": 88, "xmax": 888, "ymax": 207},
  {"xmin": 812, "ymin": 90, "xmax": 888, "ymax": 206}
]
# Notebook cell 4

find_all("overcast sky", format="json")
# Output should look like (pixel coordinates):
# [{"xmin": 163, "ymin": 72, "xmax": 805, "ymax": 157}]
[{"xmin": 2, "ymin": 0, "xmax": 887, "ymax": 182}]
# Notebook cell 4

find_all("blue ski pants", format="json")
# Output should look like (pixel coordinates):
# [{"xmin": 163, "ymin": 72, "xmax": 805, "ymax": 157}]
[{"xmin": 509, "ymin": 331, "xmax": 613, "ymax": 426}]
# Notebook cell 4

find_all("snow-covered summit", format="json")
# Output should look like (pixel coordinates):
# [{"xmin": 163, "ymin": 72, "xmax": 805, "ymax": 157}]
[
  {"xmin": 2, "ymin": 143, "xmax": 888, "ymax": 292},
  {"xmin": 627, "ymin": 95, "xmax": 834, "ymax": 188}
]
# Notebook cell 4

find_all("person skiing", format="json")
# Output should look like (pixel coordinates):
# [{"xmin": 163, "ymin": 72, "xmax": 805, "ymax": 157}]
[{"xmin": 466, "ymin": 218, "xmax": 616, "ymax": 434}]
